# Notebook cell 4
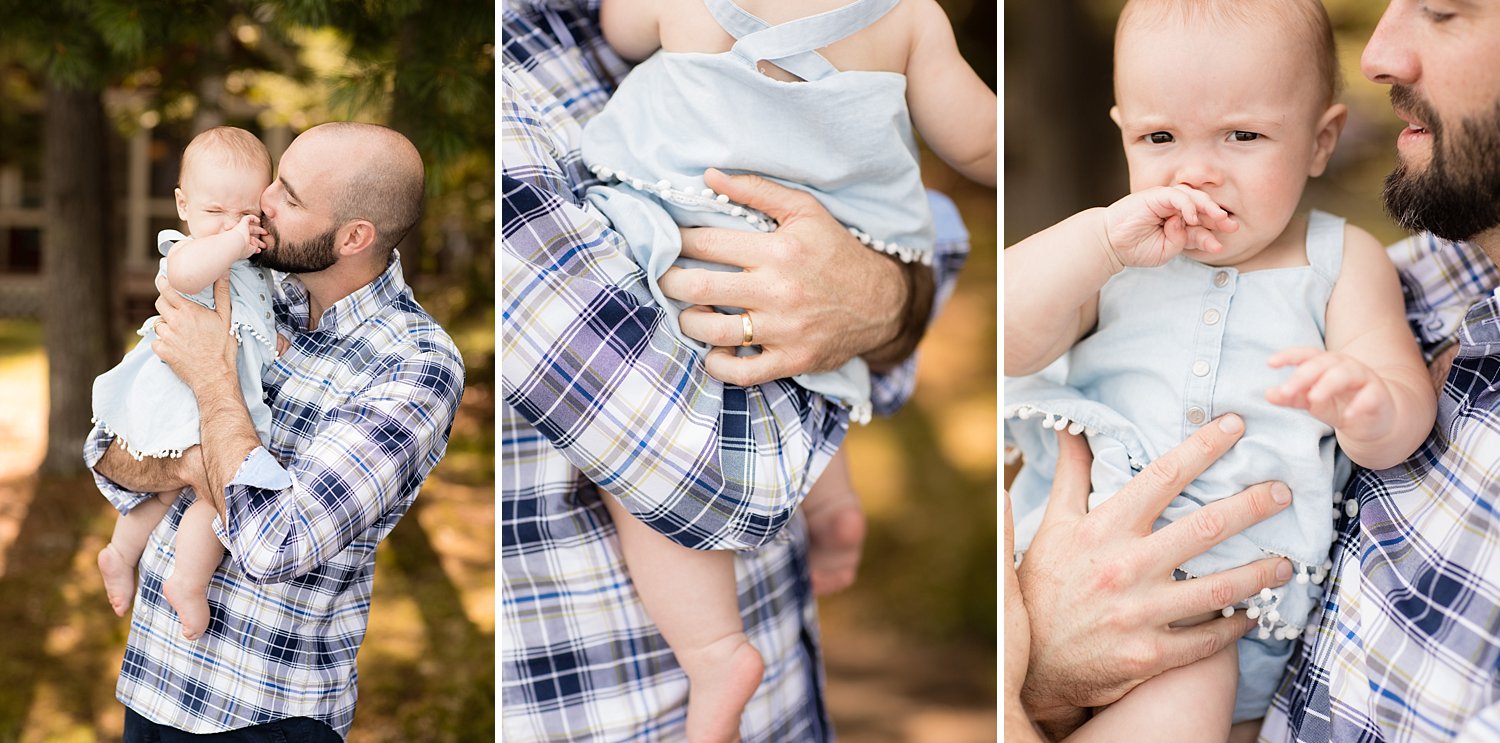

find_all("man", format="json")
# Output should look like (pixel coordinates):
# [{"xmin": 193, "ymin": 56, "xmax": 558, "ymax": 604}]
[
  {"xmin": 1007, "ymin": 0, "xmax": 1500, "ymax": 739},
  {"xmin": 87, "ymin": 122, "xmax": 465, "ymax": 740},
  {"xmin": 499, "ymin": 1, "xmax": 968, "ymax": 740}
]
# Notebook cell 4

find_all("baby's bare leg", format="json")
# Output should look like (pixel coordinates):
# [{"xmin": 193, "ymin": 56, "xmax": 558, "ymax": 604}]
[
  {"xmin": 162, "ymin": 497, "xmax": 226, "ymax": 640},
  {"xmin": 601, "ymin": 489, "xmax": 763, "ymax": 743},
  {"xmin": 98, "ymin": 491, "xmax": 176, "ymax": 616},
  {"xmin": 1069, "ymin": 641, "xmax": 1238, "ymax": 743},
  {"xmin": 801, "ymin": 449, "xmax": 865, "ymax": 595}
]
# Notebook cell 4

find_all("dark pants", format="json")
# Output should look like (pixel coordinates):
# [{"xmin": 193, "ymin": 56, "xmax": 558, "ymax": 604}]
[{"xmin": 123, "ymin": 707, "xmax": 341, "ymax": 742}]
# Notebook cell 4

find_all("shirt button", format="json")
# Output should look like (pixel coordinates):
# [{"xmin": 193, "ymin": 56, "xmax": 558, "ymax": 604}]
[
  {"xmin": 1214, "ymin": 271, "xmax": 1230, "ymax": 288},
  {"xmin": 1192, "ymin": 360, "xmax": 1211, "ymax": 377},
  {"xmin": 1186, "ymin": 406, "xmax": 1207, "ymax": 424},
  {"xmin": 1202, "ymin": 309, "xmax": 1221, "ymax": 325}
]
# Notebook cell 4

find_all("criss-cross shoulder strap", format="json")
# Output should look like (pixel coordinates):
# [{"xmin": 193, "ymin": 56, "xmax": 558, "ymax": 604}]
[{"xmin": 701, "ymin": 0, "xmax": 900, "ymax": 81}]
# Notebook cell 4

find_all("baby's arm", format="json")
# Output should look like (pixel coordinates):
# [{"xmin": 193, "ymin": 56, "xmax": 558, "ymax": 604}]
[
  {"xmin": 1265, "ymin": 225, "xmax": 1437, "ymax": 469},
  {"xmin": 904, "ymin": 0, "xmax": 996, "ymax": 186},
  {"xmin": 1005, "ymin": 186, "xmax": 1235, "ymax": 376},
  {"xmin": 166, "ymin": 215, "xmax": 265, "ymax": 295},
  {"xmin": 599, "ymin": 0, "xmax": 664, "ymax": 62}
]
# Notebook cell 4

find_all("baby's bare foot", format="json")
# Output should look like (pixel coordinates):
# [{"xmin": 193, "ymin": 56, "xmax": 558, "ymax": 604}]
[
  {"xmin": 97, "ymin": 543, "xmax": 137, "ymax": 617},
  {"xmin": 163, "ymin": 574, "xmax": 210, "ymax": 641},
  {"xmin": 682, "ymin": 634, "xmax": 764, "ymax": 743}
]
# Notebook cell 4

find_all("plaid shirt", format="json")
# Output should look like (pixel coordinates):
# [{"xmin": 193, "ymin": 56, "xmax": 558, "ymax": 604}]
[
  {"xmin": 1263, "ymin": 233, "xmax": 1500, "ymax": 741},
  {"xmin": 499, "ymin": 1, "xmax": 968, "ymax": 739},
  {"xmin": 85, "ymin": 255, "xmax": 464, "ymax": 738}
]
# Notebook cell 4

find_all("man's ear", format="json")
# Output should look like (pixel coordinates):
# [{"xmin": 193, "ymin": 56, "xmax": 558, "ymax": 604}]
[
  {"xmin": 174, "ymin": 188, "xmax": 189, "ymax": 222},
  {"xmin": 1309, "ymin": 103, "xmax": 1349, "ymax": 178},
  {"xmin": 336, "ymin": 220, "xmax": 379, "ymax": 258}
]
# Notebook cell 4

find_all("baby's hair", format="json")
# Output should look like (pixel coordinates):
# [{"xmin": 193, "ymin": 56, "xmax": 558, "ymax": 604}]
[
  {"xmin": 1116, "ymin": 0, "xmax": 1341, "ymax": 106},
  {"xmin": 179, "ymin": 126, "xmax": 272, "ymax": 189}
]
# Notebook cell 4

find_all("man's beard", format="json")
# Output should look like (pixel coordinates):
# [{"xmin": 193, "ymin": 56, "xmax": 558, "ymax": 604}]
[
  {"xmin": 251, "ymin": 219, "xmax": 339, "ymax": 273},
  {"xmin": 1383, "ymin": 85, "xmax": 1500, "ymax": 241}
]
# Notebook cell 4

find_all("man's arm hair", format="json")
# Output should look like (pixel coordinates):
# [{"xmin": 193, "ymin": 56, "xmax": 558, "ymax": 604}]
[
  {"xmin": 95, "ymin": 438, "xmax": 192, "ymax": 494},
  {"xmin": 863, "ymin": 256, "xmax": 936, "ymax": 372}
]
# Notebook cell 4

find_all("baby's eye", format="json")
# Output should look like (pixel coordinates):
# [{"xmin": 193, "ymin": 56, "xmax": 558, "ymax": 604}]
[
  {"xmin": 1231, "ymin": 131, "xmax": 1260, "ymax": 142},
  {"xmin": 1147, "ymin": 132, "xmax": 1174, "ymax": 144}
]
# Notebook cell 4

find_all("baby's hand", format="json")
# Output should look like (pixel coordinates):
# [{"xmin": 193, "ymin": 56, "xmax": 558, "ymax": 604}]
[
  {"xmin": 1103, "ymin": 185, "xmax": 1238, "ymax": 269},
  {"xmin": 275, "ymin": 334, "xmax": 290, "ymax": 357},
  {"xmin": 230, "ymin": 214, "xmax": 268, "ymax": 257},
  {"xmin": 1266, "ymin": 347, "xmax": 1396, "ymax": 440}
]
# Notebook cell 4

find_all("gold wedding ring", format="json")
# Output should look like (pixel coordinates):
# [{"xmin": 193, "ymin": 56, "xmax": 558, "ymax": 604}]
[{"xmin": 739, "ymin": 311, "xmax": 755, "ymax": 347}]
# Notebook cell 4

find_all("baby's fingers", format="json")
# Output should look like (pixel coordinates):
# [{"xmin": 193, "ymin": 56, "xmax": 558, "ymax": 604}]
[
  {"xmin": 1306, "ymin": 362, "xmax": 1365, "ymax": 406},
  {"xmin": 1266, "ymin": 352, "xmax": 1339, "ymax": 409},
  {"xmin": 1268, "ymin": 347, "xmax": 1322, "ymax": 368}
]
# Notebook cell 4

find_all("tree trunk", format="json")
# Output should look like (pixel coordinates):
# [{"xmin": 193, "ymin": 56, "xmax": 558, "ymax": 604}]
[{"xmin": 40, "ymin": 85, "xmax": 112, "ymax": 475}]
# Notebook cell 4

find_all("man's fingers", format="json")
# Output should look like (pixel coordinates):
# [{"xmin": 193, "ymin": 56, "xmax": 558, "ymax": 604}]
[
  {"xmin": 213, "ymin": 276, "xmax": 232, "ymax": 319},
  {"xmin": 1039, "ymin": 428, "xmax": 1093, "ymax": 526},
  {"xmin": 1156, "ymin": 615, "xmax": 1255, "ymax": 671},
  {"xmin": 679, "ymin": 305, "xmax": 754, "ymax": 348},
  {"xmin": 1163, "ymin": 556, "xmax": 1294, "ymax": 622},
  {"xmin": 1004, "ymin": 489, "xmax": 1016, "ymax": 557},
  {"xmin": 701, "ymin": 346, "xmax": 782, "ymax": 387},
  {"xmin": 704, "ymin": 167, "xmax": 818, "ymax": 224},
  {"xmin": 1150, "ymin": 480, "xmax": 1292, "ymax": 569},
  {"xmin": 1097, "ymin": 414, "xmax": 1245, "ymax": 532},
  {"xmin": 658, "ymin": 265, "xmax": 758, "ymax": 307},
  {"xmin": 678, "ymin": 226, "xmax": 761, "ymax": 269}
]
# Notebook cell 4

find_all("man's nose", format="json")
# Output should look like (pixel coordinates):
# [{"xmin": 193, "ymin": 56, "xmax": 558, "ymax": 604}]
[{"xmin": 1362, "ymin": 2, "xmax": 1418, "ymax": 86}]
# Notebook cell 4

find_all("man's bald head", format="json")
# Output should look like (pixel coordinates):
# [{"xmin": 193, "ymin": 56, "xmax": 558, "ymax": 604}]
[{"xmin": 303, "ymin": 122, "xmax": 426, "ymax": 259}]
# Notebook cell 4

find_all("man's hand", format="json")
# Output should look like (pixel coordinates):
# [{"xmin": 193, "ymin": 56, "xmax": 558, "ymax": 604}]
[
  {"xmin": 1018, "ymin": 415, "xmax": 1294, "ymax": 736},
  {"xmin": 659, "ymin": 168, "xmax": 918, "ymax": 387},
  {"xmin": 1004, "ymin": 490, "xmax": 1046, "ymax": 742},
  {"xmin": 152, "ymin": 274, "xmax": 238, "ymax": 395}
]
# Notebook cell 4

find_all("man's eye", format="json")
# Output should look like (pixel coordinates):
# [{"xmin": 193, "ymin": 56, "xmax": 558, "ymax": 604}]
[
  {"xmin": 1231, "ymin": 131, "xmax": 1260, "ymax": 142},
  {"xmin": 1147, "ymin": 132, "xmax": 1173, "ymax": 144}
]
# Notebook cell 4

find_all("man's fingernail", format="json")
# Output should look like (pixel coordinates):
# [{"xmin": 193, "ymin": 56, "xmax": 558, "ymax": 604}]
[
  {"xmin": 1271, "ymin": 483, "xmax": 1291, "ymax": 505},
  {"xmin": 1218, "ymin": 414, "xmax": 1243, "ymax": 433},
  {"xmin": 1276, "ymin": 560, "xmax": 1293, "ymax": 582}
]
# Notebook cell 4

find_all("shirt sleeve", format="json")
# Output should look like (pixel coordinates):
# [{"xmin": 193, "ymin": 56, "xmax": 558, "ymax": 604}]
[
  {"xmin": 215, "ymin": 346, "xmax": 464, "ymax": 584},
  {"xmin": 502, "ymin": 62, "xmax": 846, "ymax": 551},
  {"xmin": 1388, "ymin": 232, "xmax": 1499, "ymax": 361}
]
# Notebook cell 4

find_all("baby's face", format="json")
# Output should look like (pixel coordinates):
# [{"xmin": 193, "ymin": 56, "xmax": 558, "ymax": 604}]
[
  {"xmin": 1112, "ymin": 18, "xmax": 1338, "ymax": 265},
  {"xmin": 176, "ymin": 161, "xmax": 269, "ymax": 239}
]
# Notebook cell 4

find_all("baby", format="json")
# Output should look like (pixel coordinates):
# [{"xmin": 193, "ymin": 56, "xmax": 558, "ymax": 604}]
[
  {"xmin": 93, "ymin": 126, "xmax": 279, "ymax": 641},
  {"xmin": 580, "ymin": 0, "xmax": 996, "ymax": 739},
  {"xmin": 1004, "ymin": 1, "xmax": 1436, "ymax": 740}
]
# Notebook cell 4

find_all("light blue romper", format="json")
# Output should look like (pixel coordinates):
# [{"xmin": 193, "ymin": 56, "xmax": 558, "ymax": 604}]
[
  {"xmin": 1005, "ymin": 211, "xmax": 1353, "ymax": 723},
  {"xmin": 92, "ymin": 229, "xmax": 277, "ymax": 462},
  {"xmin": 579, "ymin": 0, "xmax": 935, "ymax": 423}
]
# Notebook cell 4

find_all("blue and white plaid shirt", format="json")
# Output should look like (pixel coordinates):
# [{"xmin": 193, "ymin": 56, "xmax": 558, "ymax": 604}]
[
  {"xmin": 1263, "ymin": 233, "xmax": 1500, "ymax": 741},
  {"xmin": 85, "ymin": 255, "xmax": 464, "ymax": 738},
  {"xmin": 499, "ymin": 1, "xmax": 968, "ymax": 739}
]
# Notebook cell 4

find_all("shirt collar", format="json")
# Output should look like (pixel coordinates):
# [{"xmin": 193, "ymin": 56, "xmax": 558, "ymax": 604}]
[
  {"xmin": 1455, "ymin": 290, "xmax": 1500, "ymax": 359},
  {"xmin": 276, "ymin": 252, "xmax": 409, "ymax": 335}
]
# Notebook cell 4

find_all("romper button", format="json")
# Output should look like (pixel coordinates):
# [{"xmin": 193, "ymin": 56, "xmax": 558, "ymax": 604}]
[
  {"xmin": 1192, "ymin": 360, "xmax": 1211, "ymax": 377},
  {"xmin": 1213, "ymin": 271, "xmax": 1230, "ymax": 287},
  {"xmin": 1202, "ymin": 309, "xmax": 1221, "ymax": 325},
  {"xmin": 1186, "ymin": 406, "xmax": 1207, "ymax": 424}
]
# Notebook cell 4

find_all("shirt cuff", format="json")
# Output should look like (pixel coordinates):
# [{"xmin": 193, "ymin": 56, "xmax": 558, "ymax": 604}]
[{"xmin": 229, "ymin": 446, "xmax": 293, "ymax": 491}]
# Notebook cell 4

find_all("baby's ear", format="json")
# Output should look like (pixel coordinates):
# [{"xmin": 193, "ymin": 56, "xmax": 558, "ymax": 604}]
[
  {"xmin": 1109, "ymin": 105, "xmax": 1124, "ymax": 130},
  {"xmin": 1309, "ymin": 103, "xmax": 1349, "ymax": 178},
  {"xmin": 174, "ymin": 188, "xmax": 189, "ymax": 221}
]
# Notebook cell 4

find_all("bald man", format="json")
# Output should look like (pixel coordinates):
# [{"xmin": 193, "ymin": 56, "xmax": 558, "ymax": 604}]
[{"xmin": 85, "ymin": 122, "xmax": 465, "ymax": 741}]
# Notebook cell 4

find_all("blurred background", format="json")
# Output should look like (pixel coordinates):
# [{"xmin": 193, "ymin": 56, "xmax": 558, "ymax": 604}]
[
  {"xmin": 0, "ymin": 1, "xmax": 494, "ymax": 740},
  {"xmin": 820, "ymin": 1, "xmax": 998, "ymax": 741}
]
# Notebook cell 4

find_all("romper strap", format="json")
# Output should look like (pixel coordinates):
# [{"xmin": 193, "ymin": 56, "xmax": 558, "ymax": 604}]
[
  {"xmin": 702, "ymin": 0, "xmax": 901, "ymax": 81},
  {"xmin": 1304, "ymin": 209, "xmax": 1346, "ymax": 286}
]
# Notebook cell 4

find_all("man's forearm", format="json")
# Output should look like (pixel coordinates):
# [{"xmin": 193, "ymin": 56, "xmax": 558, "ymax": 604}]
[
  {"xmin": 193, "ymin": 373, "xmax": 263, "ymax": 524},
  {"xmin": 95, "ymin": 438, "xmax": 189, "ymax": 494},
  {"xmin": 862, "ymin": 257, "xmax": 936, "ymax": 372}
]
